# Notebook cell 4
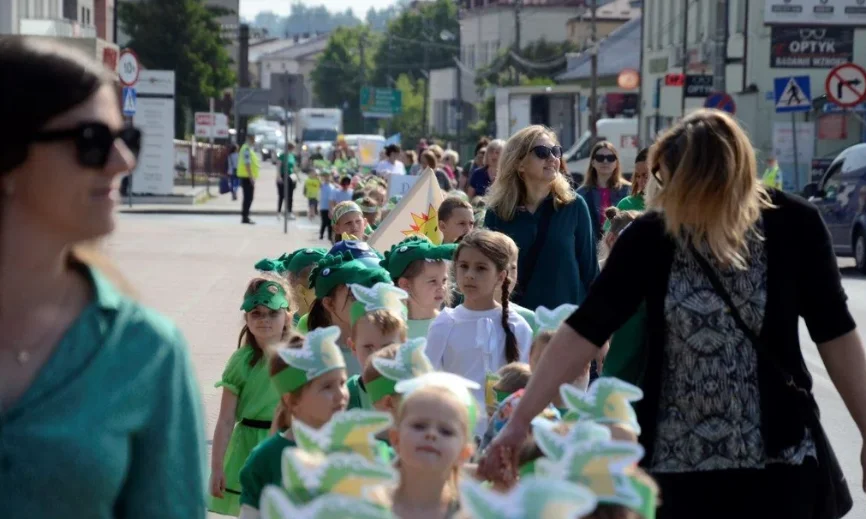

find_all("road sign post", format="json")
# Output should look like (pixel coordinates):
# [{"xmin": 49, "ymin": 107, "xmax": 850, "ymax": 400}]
[
  {"xmin": 118, "ymin": 49, "xmax": 140, "ymax": 87},
  {"xmin": 121, "ymin": 87, "xmax": 137, "ymax": 117},
  {"xmin": 704, "ymin": 91, "xmax": 736, "ymax": 114},
  {"xmin": 825, "ymin": 62, "xmax": 866, "ymax": 108}
]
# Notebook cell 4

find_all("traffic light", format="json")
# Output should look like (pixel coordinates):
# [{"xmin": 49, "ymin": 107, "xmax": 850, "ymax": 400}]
[{"xmin": 664, "ymin": 73, "xmax": 685, "ymax": 87}]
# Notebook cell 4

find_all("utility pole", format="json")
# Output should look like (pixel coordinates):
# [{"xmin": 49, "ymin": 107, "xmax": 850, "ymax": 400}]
[
  {"xmin": 359, "ymin": 33, "xmax": 366, "ymax": 134},
  {"xmin": 513, "ymin": 0, "xmax": 522, "ymax": 84},
  {"xmin": 421, "ymin": 20, "xmax": 430, "ymax": 137},
  {"xmin": 712, "ymin": 0, "xmax": 727, "ymax": 92},
  {"xmin": 589, "ymin": 0, "xmax": 598, "ymax": 139},
  {"xmin": 455, "ymin": 58, "xmax": 463, "ymax": 154},
  {"xmin": 680, "ymin": 0, "xmax": 689, "ymax": 116},
  {"xmin": 237, "ymin": 24, "xmax": 250, "ymax": 143}
]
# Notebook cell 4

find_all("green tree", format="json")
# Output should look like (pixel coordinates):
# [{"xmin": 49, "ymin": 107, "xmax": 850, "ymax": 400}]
[
  {"xmin": 380, "ymin": 74, "xmax": 425, "ymax": 145},
  {"xmin": 119, "ymin": 0, "xmax": 235, "ymax": 138},
  {"xmin": 310, "ymin": 26, "xmax": 378, "ymax": 134}
]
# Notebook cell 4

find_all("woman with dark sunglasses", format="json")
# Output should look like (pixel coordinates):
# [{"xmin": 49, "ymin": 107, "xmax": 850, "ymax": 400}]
[
  {"xmin": 484, "ymin": 125, "xmax": 598, "ymax": 310},
  {"xmin": 0, "ymin": 38, "xmax": 206, "ymax": 518},
  {"xmin": 577, "ymin": 141, "xmax": 632, "ymax": 241}
]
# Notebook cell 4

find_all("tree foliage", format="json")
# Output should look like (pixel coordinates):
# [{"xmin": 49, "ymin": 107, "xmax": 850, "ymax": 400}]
[
  {"xmin": 310, "ymin": 26, "xmax": 378, "ymax": 134},
  {"xmin": 119, "ymin": 0, "xmax": 234, "ymax": 138},
  {"xmin": 380, "ymin": 74, "xmax": 425, "ymax": 145}
]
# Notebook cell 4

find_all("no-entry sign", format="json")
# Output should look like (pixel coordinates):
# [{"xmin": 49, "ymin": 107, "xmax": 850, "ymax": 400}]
[{"xmin": 825, "ymin": 62, "xmax": 866, "ymax": 108}]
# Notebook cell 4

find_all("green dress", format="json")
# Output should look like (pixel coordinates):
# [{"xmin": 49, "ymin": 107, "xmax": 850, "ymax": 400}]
[
  {"xmin": 240, "ymin": 433, "xmax": 297, "ymax": 510},
  {"xmin": 407, "ymin": 318, "xmax": 435, "ymax": 340},
  {"xmin": 347, "ymin": 374, "xmax": 372, "ymax": 410},
  {"xmin": 602, "ymin": 302, "xmax": 648, "ymax": 387},
  {"xmin": 209, "ymin": 346, "xmax": 281, "ymax": 516}
]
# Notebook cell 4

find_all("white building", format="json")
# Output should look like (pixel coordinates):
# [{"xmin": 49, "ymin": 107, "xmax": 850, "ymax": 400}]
[
  {"xmin": 640, "ymin": 0, "xmax": 866, "ymax": 190},
  {"xmin": 1, "ymin": 0, "xmax": 97, "ymax": 37},
  {"xmin": 255, "ymin": 34, "xmax": 329, "ymax": 108}
]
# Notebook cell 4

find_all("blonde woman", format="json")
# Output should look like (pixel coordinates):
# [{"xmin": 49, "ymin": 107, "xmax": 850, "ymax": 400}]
[
  {"xmin": 479, "ymin": 109, "xmax": 866, "ymax": 519},
  {"xmin": 467, "ymin": 138, "xmax": 505, "ymax": 198},
  {"xmin": 577, "ymin": 141, "xmax": 631, "ymax": 240},
  {"xmin": 483, "ymin": 126, "xmax": 597, "ymax": 309}
]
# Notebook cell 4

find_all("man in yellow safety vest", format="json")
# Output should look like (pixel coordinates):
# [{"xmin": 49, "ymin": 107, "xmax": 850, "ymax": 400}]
[
  {"xmin": 237, "ymin": 134, "xmax": 260, "ymax": 224},
  {"xmin": 761, "ymin": 155, "xmax": 783, "ymax": 190}
]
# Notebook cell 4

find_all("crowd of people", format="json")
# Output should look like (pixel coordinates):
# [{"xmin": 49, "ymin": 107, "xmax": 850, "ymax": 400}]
[{"xmin": 3, "ymin": 36, "xmax": 866, "ymax": 519}]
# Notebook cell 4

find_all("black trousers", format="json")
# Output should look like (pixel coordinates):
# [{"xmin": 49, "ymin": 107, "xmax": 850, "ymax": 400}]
[
  {"xmin": 240, "ymin": 178, "xmax": 254, "ymax": 221},
  {"xmin": 277, "ymin": 182, "xmax": 296, "ymax": 213},
  {"xmin": 319, "ymin": 209, "xmax": 331, "ymax": 240}
]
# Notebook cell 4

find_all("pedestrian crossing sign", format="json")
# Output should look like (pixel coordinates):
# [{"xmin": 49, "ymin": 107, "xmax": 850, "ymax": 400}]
[
  {"xmin": 774, "ymin": 76, "xmax": 811, "ymax": 114},
  {"xmin": 122, "ymin": 87, "xmax": 137, "ymax": 116}
]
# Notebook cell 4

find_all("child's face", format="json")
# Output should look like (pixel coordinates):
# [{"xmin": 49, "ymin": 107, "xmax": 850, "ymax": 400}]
[
  {"xmin": 335, "ymin": 211, "xmax": 366, "ymax": 238},
  {"xmin": 350, "ymin": 319, "xmax": 404, "ymax": 370},
  {"xmin": 292, "ymin": 369, "xmax": 349, "ymax": 429},
  {"xmin": 406, "ymin": 261, "xmax": 448, "ymax": 311},
  {"xmin": 323, "ymin": 285, "xmax": 356, "ymax": 336},
  {"xmin": 392, "ymin": 391, "xmax": 470, "ymax": 474},
  {"xmin": 245, "ymin": 305, "xmax": 287, "ymax": 344},
  {"xmin": 440, "ymin": 208, "xmax": 475, "ymax": 243},
  {"xmin": 455, "ymin": 246, "xmax": 504, "ymax": 305}
]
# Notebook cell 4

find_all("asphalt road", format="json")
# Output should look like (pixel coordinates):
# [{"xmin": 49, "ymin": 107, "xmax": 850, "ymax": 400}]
[{"xmin": 107, "ymin": 212, "xmax": 866, "ymax": 517}]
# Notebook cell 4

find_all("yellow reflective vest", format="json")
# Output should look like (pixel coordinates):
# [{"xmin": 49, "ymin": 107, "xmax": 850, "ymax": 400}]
[
  {"xmin": 237, "ymin": 144, "xmax": 260, "ymax": 179},
  {"xmin": 761, "ymin": 165, "xmax": 782, "ymax": 190}
]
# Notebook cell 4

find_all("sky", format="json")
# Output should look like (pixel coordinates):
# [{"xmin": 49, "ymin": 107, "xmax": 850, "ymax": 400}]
[{"xmin": 240, "ymin": 0, "xmax": 399, "ymax": 19}]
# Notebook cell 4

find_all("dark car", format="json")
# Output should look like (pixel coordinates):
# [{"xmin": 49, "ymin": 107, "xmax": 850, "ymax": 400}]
[{"xmin": 803, "ymin": 143, "xmax": 866, "ymax": 273}]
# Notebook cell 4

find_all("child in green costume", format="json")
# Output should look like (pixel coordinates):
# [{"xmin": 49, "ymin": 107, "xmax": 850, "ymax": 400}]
[
  {"xmin": 345, "ymin": 282, "xmax": 409, "ymax": 410},
  {"xmin": 362, "ymin": 337, "xmax": 435, "ymax": 420},
  {"xmin": 208, "ymin": 278, "xmax": 292, "ymax": 516},
  {"xmin": 380, "ymin": 236, "xmax": 456, "ymax": 339},
  {"xmin": 238, "ymin": 326, "xmax": 349, "ymax": 519},
  {"xmin": 255, "ymin": 248, "xmax": 328, "ymax": 326}
]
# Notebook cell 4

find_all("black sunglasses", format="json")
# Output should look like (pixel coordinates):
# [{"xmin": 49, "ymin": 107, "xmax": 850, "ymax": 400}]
[
  {"xmin": 31, "ymin": 122, "xmax": 141, "ymax": 168},
  {"xmin": 530, "ymin": 145, "xmax": 562, "ymax": 160},
  {"xmin": 593, "ymin": 153, "xmax": 617, "ymax": 163}
]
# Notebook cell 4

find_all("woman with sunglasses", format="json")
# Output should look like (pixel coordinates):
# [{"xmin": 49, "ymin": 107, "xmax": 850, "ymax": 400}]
[
  {"xmin": 479, "ymin": 109, "xmax": 866, "ymax": 519},
  {"xmin": 578, "ymin": 141, "xmax": 632, "ymax": 241},
  {"xmin": 484, "ymin": 125, "xmax": 598, "ymax": 310},
  {"xmin": 0, "ymin": 38, "xmax": 206, "ymax": 518}
]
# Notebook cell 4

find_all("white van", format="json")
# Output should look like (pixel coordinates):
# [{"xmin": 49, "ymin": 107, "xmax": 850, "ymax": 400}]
[{"xmin": 564, "ymin": 119, "xmax": 639, "ymax": 183}]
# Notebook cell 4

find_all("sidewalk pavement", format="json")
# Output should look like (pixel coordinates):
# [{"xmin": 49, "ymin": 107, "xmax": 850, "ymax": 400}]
[{"xmin": 118, "ymin": 163, "xmax": 313, "ymax": 216}]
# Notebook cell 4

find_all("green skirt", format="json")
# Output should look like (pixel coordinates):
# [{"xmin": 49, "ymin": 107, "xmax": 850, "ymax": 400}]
[{"xmin": 208, "ymin": 421, "xmax": 271, "ymax": 516}]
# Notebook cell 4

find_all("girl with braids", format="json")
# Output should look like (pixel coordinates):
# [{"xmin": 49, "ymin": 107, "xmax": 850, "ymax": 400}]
[
  {"xmin": 209, "ymin": 277, "xmax": 292, "ymax": 515},
  {"xmin": 426, "ymin": 229, "xmax": 533, "ymax": 437}
]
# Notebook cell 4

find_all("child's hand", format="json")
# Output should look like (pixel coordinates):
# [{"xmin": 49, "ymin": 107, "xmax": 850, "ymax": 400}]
[{"xmin": 209, "ymin": 467, "xmax": 226, "ymax": 498}]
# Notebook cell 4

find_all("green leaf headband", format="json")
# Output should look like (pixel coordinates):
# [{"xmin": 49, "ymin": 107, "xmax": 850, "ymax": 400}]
[
  {"xmin": 358, "ymin": 203, "xmax": 379, "ymax": 213},
  {"xmin": 332, "ymin": 201, "xmax": 363, "ymax": 225},
  {"xmin": 379, "ymin": 236, "xmax": 457, "ymax": 280},
  {"xmin": 394, "ymin": 372, "xmax": 481, "ymax": 437},
  {"xmin": 534, "ymin": 304, "xmax": 579, "ymax": 334},
  {"xmin": 535, "ymin": 440, "xmax": 656, "ymax": 519},
  {"xmin": 241, "ymin": 281, "xmax": 290, "ymax": 312},
  {"xmin": 349, "ymin": 283, "xmax": 408, "ymax": 326},
  {"xmin": 459, "ymin": 476, "xmax": 597, "ymax": 519},
  {"xmin": 279, "ymin": 448, "xmax": 396, "ymax": 504},
  {"xmin": 308, "ymin": 252, "xmax": 393, "ymax": 299},
  {"xmin": 367, "ymin": 338, "xmax": 434, "ymax": 403},
  {"xmin": 285, "ymin": 248, "xmax": 328, "ymax": 275},
  {"xmin": 292, "ymin": 409, "xmax": 393, "ymax": 462},
  {"xmin": 560, "ymin": 378, "xmax": 644, "ymax": 434},
  {"xmin": 532, "ymin": 419, "xmax": 613, "ymax": 462},
  {"xmin": 260, "ymin": 487, "xmax": 393, "ymax": 519},
  {"xmin": 271, "ymin": 326, "xmax": 346, "ymax": 394}
]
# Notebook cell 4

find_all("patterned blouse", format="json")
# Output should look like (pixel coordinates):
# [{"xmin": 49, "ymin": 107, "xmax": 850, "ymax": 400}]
[{"xmin": 650, "ymin": 227, "xmax": 816, "ymax": 473}]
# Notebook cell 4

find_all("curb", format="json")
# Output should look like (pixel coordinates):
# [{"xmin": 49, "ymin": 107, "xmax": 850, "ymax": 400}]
[{"xmin": 119, "ymin": 208, "xmax": 313, "ymax": 216}]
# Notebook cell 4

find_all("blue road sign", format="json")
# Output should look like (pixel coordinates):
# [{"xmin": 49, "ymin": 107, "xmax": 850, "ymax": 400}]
[
  {"xmin": 704, "ymin": 91, "xmax": 736, "ymax": 114},
  {"xmin": 774, "ymin": 76, "xmax": 811, "ymax": 114},
  {"xmin": 122, "ymin": 87, "xmax": 137, "ymax": 116}
]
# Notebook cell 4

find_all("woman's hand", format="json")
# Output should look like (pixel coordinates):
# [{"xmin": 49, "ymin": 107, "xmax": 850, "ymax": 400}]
[
  {"xmin": 476, "ymin": 419, "xmax": 531, "ymax": 488},
  {"xmin": 209, "ymin": 466, "xmax": 226, "ymax": 498}
]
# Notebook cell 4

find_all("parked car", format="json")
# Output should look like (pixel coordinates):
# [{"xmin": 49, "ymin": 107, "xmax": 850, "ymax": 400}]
[{"xmin": 803, "ymin": 143, "xmax": 866, "ymax": 273}]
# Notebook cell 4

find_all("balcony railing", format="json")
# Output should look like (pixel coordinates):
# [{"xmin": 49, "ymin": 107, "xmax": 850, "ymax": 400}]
[{"xmin": 19, "ymin": 18, "xmax": 97, "ymax": 38}]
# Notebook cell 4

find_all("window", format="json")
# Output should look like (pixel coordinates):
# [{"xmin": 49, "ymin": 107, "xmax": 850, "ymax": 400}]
[
  {"xmin": 467, "ymin": 44, "xmax": 475, "ymax": 68},
  {"xmin": 63, "ymin": 0, "xmax": 76, "ymax": 20},
  {"xmin": 694, "ymin": 0, "xmax": 703, "ymax": 42},
  {"xmin": 734, "ymin": 0, "xmax": 746, "ymax": 34},
  {"xmin": 86, "ymin": 7, "xmax": 91, "ymax": 25}
]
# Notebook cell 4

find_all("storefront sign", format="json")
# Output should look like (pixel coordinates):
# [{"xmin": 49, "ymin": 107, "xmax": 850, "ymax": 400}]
[
  {"xmin": 765, "ymin": 0, "xmax": 866, "ymax": 26},
  {"xmin": 770, "ymin": 26, "xmax": 854, "ymax": 68},
  {"xmin": 684, "ymin": 75, "xmax": 714, "ymax": 97}
]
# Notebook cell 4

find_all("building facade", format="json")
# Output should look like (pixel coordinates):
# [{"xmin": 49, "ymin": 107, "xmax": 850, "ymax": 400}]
[
  {"xmin": 566, "ymin": 0, "xmax": 639, "ymax": 48},
  {"xmin": 640, "ymin": 0, "xmax": 866, "ymax": 190}
]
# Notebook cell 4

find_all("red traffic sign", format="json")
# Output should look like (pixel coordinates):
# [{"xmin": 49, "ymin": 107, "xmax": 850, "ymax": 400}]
[
  {"xmin": 704, "ymin": 91, "xmax": 736, "ymax": 115},
  {"xmin": 825, "ymin": 63, "xmax": 866, "ymax": 108},
  {"xmin": 118, "ymin": 49, "xmax": 140, "ymax": 87}
]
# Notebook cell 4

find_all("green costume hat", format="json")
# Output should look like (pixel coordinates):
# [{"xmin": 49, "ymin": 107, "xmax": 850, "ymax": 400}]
[
  {"xmin": 560, "ymin": 377, "xmax": 644, "ymax": 434},
  {"xmin": 255, "ymin": 257, "xmax": 290, "ymax": 274},
  {"xmin": 279, "ymin": 449, "xmax": 396, "ymax": 505},
  {"xmin": 349, "ymin": 282, "xmax": 408, "ymax": 326},
  {"xmin": 394, "ymin": 372, "xmax": 480, "ymax": 436},
  {"xmin": 241, "ymin": 281, "xmax": 290, "ymax": 312},
  {"xmin": 332, "ymin": 201, "xmax": 363, "ymax": 225},
  {"xmin": 308, "ymin": 251, "xmax": 392, "ymax": 299},
  {"xmin": 535, "ymin": 440, "xmax": 657, "ymax": 519},
  {"xmin": 459, "ymin": 476, "xmax": 597, "ymax": 519},
  {"xmin": 260, "ymin": 489, "xmax": 392, "ymax": 519},
  {"xmin": 532, "ymin": 419, "xmax": 612, "ymax": 462},
  {"xmin": 367, "ymin": 338, "xmax": 434, "ymax": 403},
  {"xmin": 292, "ymin": 409, "xmax": 393, "ymax": 462},
  {"xmin": 285, "ymin": 248, "xmax": 328, "ymax": 274},
  {"xmin": 379, "ymin": 236, "xmax": 457, "ymax": 280},
  {"xmin": 272, "ymin": 326, "xmax": 346, "ymax": 394},
  {"xmin": 534, "ymin": 304, "xmax": 579, "ymax": 334}
]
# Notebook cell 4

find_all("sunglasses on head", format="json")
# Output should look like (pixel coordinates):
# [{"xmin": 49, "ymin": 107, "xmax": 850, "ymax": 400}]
[
  {"xmin": 530, "ymin": 145, "xmax": 562, "ymax": 160},
  {"xmin": 30, "ymin": 122, "xmax": 142, "ymax": 168},
  {"xmin": 593, "ymin": 153, "xmax": 617, "ymax": 163}
]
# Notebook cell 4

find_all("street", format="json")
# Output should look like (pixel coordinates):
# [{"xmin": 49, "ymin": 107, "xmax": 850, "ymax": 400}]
[{"xmin": 105, "ymin": 209, "xmax": 866, "ymax": 516}]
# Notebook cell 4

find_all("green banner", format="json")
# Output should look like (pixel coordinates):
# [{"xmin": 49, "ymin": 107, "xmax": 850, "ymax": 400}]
[{"xmin": 360, "ymin": 87, "xmax": 402, "ymax": 119}]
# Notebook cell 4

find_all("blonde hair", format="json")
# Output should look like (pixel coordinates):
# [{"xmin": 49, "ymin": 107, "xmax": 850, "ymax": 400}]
[
  {"xmin": 351, "ymin": 309, "xmax": 409, "ymax": 342},
  {"xmin": 485, "ymin": 139, "xmax": 505, "ymax": 166},
  {"xmin": 442, "ymin": 149, "xmax": 459, "ymax": 165},
  {"xmin": 582, "ymin": 141, "xmax": 628, "ymax": 189},
  {"xmin": 494, "ymin": 362, "xmax": 531, "ymax": 395},
  {"xmin": 528, "ymin": 330, "xmax": 555, "ymax": 369},
  {"xmin": 428, "ymin": 144, "xmax": 444, "ymax": 161},
  {"xmin": 486, "ymin": 125, "xmax": 576, "ymax": 221},
  {"xmin": 649, "ymin": 109, "xmax": 772, "ymax": 269}
]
